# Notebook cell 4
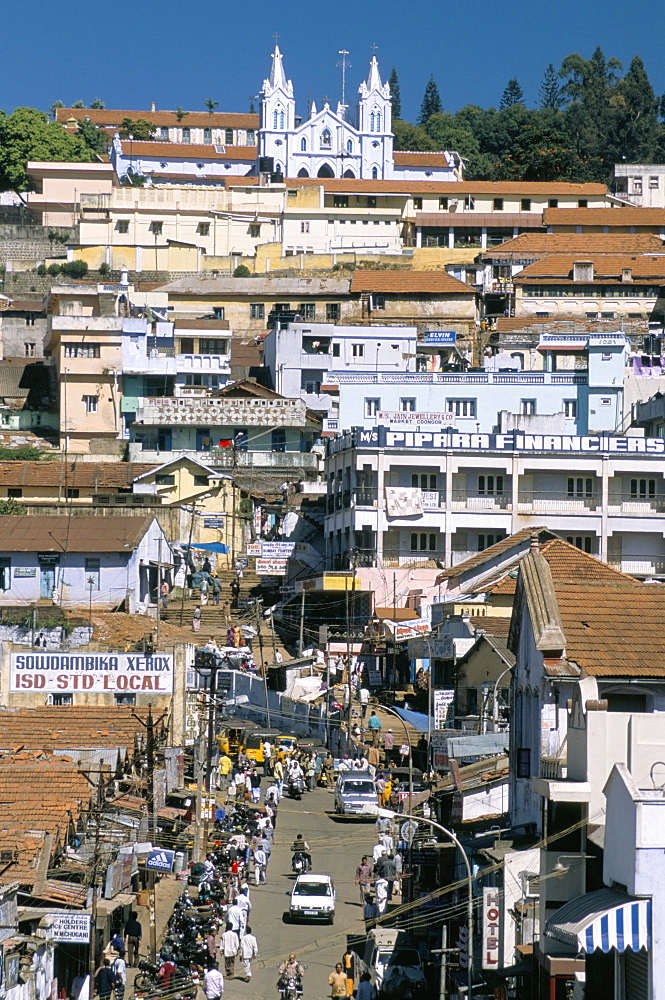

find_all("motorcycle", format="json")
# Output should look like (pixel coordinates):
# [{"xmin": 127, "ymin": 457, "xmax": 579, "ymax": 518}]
[
  {"xmin": 277, "ymin": 964, "xmax": 306, "ymax": 1000},
  {"xmin": 134, "ymin": 959, "xmax": 197, "ymax": 1000},
  {"xmin": 291, "ymin": 851, "xmax": 311, "ymax": 875},
  {"xmin": 288, "ymin": 776, "xmax": 304, "ymax": 800}
]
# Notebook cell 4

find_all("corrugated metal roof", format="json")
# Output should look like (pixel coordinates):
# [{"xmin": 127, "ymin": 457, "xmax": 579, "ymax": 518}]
[{"xmin": 0, "ymin": 514, "xmax": 155, "ymax": 552}]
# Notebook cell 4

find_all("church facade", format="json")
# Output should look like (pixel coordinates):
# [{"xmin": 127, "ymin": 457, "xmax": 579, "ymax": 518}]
[{"xmin": 258, "ymin": 46, "xmax": 460, "ymax": 182}]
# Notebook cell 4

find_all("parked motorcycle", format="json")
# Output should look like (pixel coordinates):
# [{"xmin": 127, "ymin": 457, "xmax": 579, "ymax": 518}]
[{"xmin": 133, "ymin": 959, "xmax": 197, "ymax": 999}]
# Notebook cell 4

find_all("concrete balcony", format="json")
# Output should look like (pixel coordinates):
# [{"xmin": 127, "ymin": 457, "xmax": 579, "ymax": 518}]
[
  {"xmin": 354, "ymin": 547, "xmax": 444, "ymax": 568},
  {"xmin": 126, "ymin": 445, "xmax": 321, "ymax": 474},
  {"xmin": 134, "ymin": 395, "xmax": 309, "ymax": 426},
  {"xmin": 177, "ymin": 353, "xmax": 230, "ymax": 373},
  {"xmin": 517, "ymin": 492, "xmax": 601, "ymax": 514},
  {"xmin": 609, "ymin": 554, "xmax": 665, "ymax": 577}
]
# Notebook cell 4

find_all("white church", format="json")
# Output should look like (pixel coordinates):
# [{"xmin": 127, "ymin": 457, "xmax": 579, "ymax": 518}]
[{"xmin": 258, "ymin": 45, "xmax": 461, "ymax": 182}]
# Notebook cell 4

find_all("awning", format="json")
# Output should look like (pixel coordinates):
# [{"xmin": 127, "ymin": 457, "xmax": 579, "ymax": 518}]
[
  {"xmin": 183, "ymin": 542, "xmax": 230, "ymax": 554},
  {"xmin": 544, "ymin": 888, "xmax": 651, "ymax": 954}
]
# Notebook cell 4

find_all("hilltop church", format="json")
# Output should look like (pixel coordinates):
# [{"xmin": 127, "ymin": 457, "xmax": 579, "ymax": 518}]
[{"xmin": 258, "ymin": 45, "xmax": 461, "ymax": 182}]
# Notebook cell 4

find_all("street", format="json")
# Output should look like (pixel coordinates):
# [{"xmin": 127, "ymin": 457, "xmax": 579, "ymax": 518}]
[{"xmin": 220, "ymin": 782, "xmax": 377, "ymax": 1000}]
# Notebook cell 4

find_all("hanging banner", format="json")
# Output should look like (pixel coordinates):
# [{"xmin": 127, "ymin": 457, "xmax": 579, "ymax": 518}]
[
  {"xmin": 10, "ymin": 652, "xmax": 173, "ymax": 694},
  {"xmin": 482, "ymin": 886, "xmax": 501, "ymax": 969},
  {"xmin": 433, "ymin": 689, "xmax": 455, "ymax": 728}
]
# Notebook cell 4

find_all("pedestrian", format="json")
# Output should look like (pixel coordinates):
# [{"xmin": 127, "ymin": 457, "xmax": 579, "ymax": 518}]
[
  {"xmin": 123, "ymin": 910, "xmax": 142, "ymax": 967},
  {"xmin": 262, "ymin": 740, "xmax": 272, "ymax": 778},
  {"xmin": 69, "ymin": 973, "xmax": 86, "ymax": 1000},
  {"xmin": 305, "ymin": 754, "xmax": 316, "ymax": 791},
  {"xmin": 218, "ymin": 753, "xmax": 232, "ymax": 792},
  {"xmin": 383, "ymin": 729, "xmax": 394, "ymax": 763},
  {"xmin": 236, "ymin": 885, "xmax": 252, "ymax": 934},
  {"xmin": 250, "ymin": 769, "xmax": 262, "ymax": 803},
  {"xmin": 362, "ymin": 893, "xmax": 379, "ymax": 928},
  {"xmin": 239, "ymin": 926, "xmax": 259, "ymax": 982},
  {"xmin": 359, "ymin": 686, "xmax": 370, "ymax": 720},
  {"xmin": 273, "ymin": 757, "xmax": 284, "ymax": 796},
  {"xmin": 375, "ymin": 876, "xmax": 388, "ymax": 915},
  {"xmin": 375, "ymin": 774, "xmax": 386, "ymax": 807},
  {"xmin": 212, "ymin": 576, "xmax": 222, "ymax": 606},
  {"xmin": 355, "ymin": 855, "xmax": 373, "ymax": 904},
  {"xmin": 253, "ymin": 846, "xmax": 267, "ymax": 885},
  {"xmin": 342, "ymin": 947, "xmax": 355, "ymax": 996},
  {"xmin": 382, "ymin": 775, "xmax": 392, "ymax": 809},
  {"xmin": 221, "ymin": 924, "xmax": 239, "ymax": 977},
  {"xmin": 206, "ymin": 929, "xmax": 218, "ymax": 962},
  {"xmin": 204, "ymin": 962, "xmax": 224, "ymax": 1000},
  {"xmin": 111, "ymin": 953, "xmax": 126, "ymax": 1000},
  {"xmin": 222, "ymin": 599, "xmax": 231, "ymax": 624},
  {"xmin": 192, "ymin": 605, "xmax": 202, "ymax": 632},
  {"xmin": 328, "ymin": 963, "xmax": 347, "ymax": 999},
  {"xmin": 356, "ymin": 972, "xmax": 377, "ymax": 1000},
  {"xmin": 95, "ymin": 960, "xmax": 114, "ymax": 1000},
  {"xmin": 368, "ymin": 711, "xmax": 382, "ymax": 747},
  {"xmin": 200, "ymin": 577, "xmax": 209, "ymax": 605},
  {"xmin": 324, "ymin": 751, "xmax": 335, "ymax": 786},
  {"xmin": 226, "ymin": 903, "xmax": 243, "ymax": 935},
  {"xmin": 393, "ymin": 850, "xmax": 403, "ymax": 897},
  {"xmin": 160, "ymin": 580, "xmax": 170, "ymax": 610},
  {"xmin": 382, "ymin": 854, "xmax": 397, "ymax": 900}
]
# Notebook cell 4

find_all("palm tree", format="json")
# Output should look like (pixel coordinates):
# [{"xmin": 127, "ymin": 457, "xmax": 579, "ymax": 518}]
[{"xmin": 204, "ymin": 99, "xmax": 219, "ymax": 113}]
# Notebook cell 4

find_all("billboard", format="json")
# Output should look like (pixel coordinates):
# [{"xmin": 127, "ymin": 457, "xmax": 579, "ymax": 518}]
[
  {"xmin": 50, "ymin": 913, "xmax": 91, "ymax": 944},
  {"xmin": 256, "ymin": 559, "xmax": 288, "ymax": 576},
  {"xmin": 10, "ymin": 652, "xmax": 174, "ymax": 694}
]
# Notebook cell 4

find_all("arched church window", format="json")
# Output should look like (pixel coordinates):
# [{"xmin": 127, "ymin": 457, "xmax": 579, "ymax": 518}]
[
  {"xmin": 346, "ymin": 139, "xmax": 352, "ymax": 154},
  {"xmin": 301, "ymin": 137, "xmax": 307, "ymax": 152},
  {"xmin": 370, "ymin": 112, "xmax": 375, "ymax": 133},
  {"xmin": 280, "ymin": 111, "xmax": 285, "ymax": 129},
  {"xmin": 273, "ymin": 110, "xmax": 278, "ymax": 130},
  {"xmin": 321, "ymin": 129, "xmax": 331, "ymax": 147},
  {"xmin": 372, "ymin": 166, "xmax": 378, "ymax": 180},
  {"xmin": 376, "ymin": 111, "xmax": 381, "ymax": 131}
]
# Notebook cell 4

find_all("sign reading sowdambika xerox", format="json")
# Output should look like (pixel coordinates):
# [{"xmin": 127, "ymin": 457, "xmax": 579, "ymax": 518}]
[
  {"xmin": 328, "ymin": 428, "xmax": 665, "ymax": 455},
  {"xmin": 10, "ymin": 652, "xmax": 174, "ymax": 694}
]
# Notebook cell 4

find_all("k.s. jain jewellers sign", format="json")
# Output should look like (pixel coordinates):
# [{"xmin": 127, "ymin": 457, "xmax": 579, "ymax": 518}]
[{"xmin": 10, "ymin": 652, "xmax": 174, "ymax": 693}]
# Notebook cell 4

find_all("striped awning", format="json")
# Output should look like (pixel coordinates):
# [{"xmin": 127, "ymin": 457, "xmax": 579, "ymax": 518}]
[{"xmin": 545, "ymin": 888, "xmax": 651, "ymax": 954}]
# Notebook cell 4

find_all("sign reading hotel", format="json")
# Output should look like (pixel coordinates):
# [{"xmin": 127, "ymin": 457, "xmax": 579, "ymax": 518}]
[
  {"xmin": 332, "ymin": 428, "xmax": 665, "ymax": 455},
  {"xmin": 10, "ymin": 652, "xmax": 174, "ymax": 694},
  {"xmin": 482, "ymin": 887, "xmax": 501, "ymax": 969}
]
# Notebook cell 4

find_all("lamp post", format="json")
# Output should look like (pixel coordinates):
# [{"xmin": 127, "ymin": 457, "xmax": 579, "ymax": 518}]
[
  {"xmin": 491, "ymin": 665, "xmax": 513, "ymax": 733},
  {"xmin": 194, "ymin": 652, "xmax": 221, "ymax": 851},
  {"xmin": 87, "ymin": 576, "xmax": 95, "ymax": 634},
  {"xmin": 363, "ymin": 804, "xmax": 475, "ymax": 998}
]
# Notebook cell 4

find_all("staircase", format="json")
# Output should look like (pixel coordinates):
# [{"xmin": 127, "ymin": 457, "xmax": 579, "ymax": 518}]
[{"xmin": 161, "ymin": 594, "xmax": 287, "ymax": 661}]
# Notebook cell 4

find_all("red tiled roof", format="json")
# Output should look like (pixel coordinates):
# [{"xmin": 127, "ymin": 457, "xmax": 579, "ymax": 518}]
[
  {"xmin": 119, "ymin": 141, "xmax": 256, "ymax": 161},
  {"xmin": 56, "ymin": 108, "xmax": 258, "ymax": 129},
  {"xmin": 234, "ymin": 178, "xmax": 607, "ymax": 196},
  {"xmin": 545, "ymin": 207, "xmax": 665, "ymax": 226},
  {"xmin": 484, "ymin": 232, "xmax": 665, "ymax": 257},
  {"xmin": 350, "ymin": 269, "xmax": 476, "ymax": 295},
  {"xmin": 0, "ymin": 461, "xmax": 156, "ymax": 489},
  {"xmin": 514, "ymin": 253, "xmax": 665, "ymax": 282},
  {"xmin": 393, "ymin": 152, "xmax": 452, "ymax": 167}
]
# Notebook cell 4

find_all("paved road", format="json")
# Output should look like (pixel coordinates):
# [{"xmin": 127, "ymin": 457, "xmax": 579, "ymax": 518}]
[{"xmin": 227, "ymin": 782, "xmax": 378, "ymax": 1000}]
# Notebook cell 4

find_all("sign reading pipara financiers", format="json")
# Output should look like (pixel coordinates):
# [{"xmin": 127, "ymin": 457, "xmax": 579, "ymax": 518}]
[{"xmin": 10, "ymin": 652, "xmax": 174, "ymax": 693}]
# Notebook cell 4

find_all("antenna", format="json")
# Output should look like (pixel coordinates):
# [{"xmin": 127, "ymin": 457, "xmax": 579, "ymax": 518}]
[{"xmin": 337, "ymin": 49, "xmax": 351, "ymax": 118}]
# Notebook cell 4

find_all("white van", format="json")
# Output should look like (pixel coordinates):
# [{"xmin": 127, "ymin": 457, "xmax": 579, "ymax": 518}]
[
  {"xmin": 333, "ymin": 769, "xmax": 377, "ymax": 818},
  {"xmin": 358, "ymin": 928, "xmax": 427, "ymax": 997}
]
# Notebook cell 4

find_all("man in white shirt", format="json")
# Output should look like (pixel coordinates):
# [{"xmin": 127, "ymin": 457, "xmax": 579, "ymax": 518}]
[
  {"xmin": 375, "ymin": 877, "xmax": 389, "ymax": 915},
  {"xmin": 204, "ymin": 963, "xmax": 224, "ymax": 999},
  {"xmin": 253, "ymin": 846, "xmax": 267, "ymax": 885},
  {"xmin": 235, "ymin": 886, "xmax": 252, "ymax": 935},
  {"xmin": 239, "ymin": 926, "xmax": 259, "ymax": 981},
  {"xmin": 226, "ymin": 903, "xmax": 243, "ymax": 935},
  {"xmin": 372, "ymin": 842, "xmax": 387, "ymax": 864},
  {"xmin": 220, "ymin": 925, "xmax": 239, "ymax": 977}
]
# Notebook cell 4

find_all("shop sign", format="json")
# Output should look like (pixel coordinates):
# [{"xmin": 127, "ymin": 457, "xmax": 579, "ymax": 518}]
[
  {"xmin": 50, "ymin": 913, "xmax": 91, "ymax": 943},
  {"xmin": 482, "ymin": 886, "xmax": 501, "ymax": 968}
]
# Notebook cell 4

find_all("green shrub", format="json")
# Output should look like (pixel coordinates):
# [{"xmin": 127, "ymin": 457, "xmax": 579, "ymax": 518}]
[
  {"xmin": 233, "ymin": 264, "xmax": 251, "ymax": 277},
  {"xmin": 36, "ymin": 264, "xmax": 47, "ymax": 276},
  {"xmin": 47, "ymin": 263, "xmax": 61, "ymax": 276},
  {"xmin": 60, "ymin": 259, "xmax": 89, "ymax": 278},
  {"xmin": 98, "ymin": 262, "xmax": 110, "ymax": 275}
]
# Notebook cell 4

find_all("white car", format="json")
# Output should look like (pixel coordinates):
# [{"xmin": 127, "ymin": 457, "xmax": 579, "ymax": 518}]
[{"xmin": 289, "ymin": 873, "xmax": 335, "ymax": 924}]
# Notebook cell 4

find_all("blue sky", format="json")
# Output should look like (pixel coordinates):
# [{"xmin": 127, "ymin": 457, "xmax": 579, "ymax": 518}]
[{"xmin": 2, "ymin": 0, "xmax": 665, "ymax": 122}]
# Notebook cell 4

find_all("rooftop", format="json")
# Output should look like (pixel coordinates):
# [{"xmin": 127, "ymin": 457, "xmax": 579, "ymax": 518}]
[
  {"xmin": 0, "ymin": 515, "xmax": 158, "ymax": 553},
  {"xmin": 56, "ymin": 107, "xmax": 259, "ymax": 129},
  {"xmin": 544, "ymin": 206, "xmax": 665, "ymax": 226},
  {"xmin": 0, "ymin": 706, "xmax": 164, "ymax": 750},
  {"xmin": 117, "ymin": 140, "xmax": 256, "ymax": 162},
  {"xmin": 0, "ymin": 461, "xmax": 156, "ymax": 489},
  {"xmin": 514, "ymin": 253, "xmax": 665, "ymax": 282},
  {"xmin": 159, "ymin": 276, "xmax": 351, "ymax": 296},
  {"xmin": 483, "ymin": 232, "xmax": 665, "ymax": 260},
  {"xmin": 350, "ymin": 270, "xmax": 475, "ymax": 295}
]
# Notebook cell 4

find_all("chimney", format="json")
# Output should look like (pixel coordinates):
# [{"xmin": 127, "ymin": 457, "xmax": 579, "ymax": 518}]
[
  {"xmin": 151, "ymin": 102, "xmax": 156, "ymax": 113},
  {"xmin": 573, "ymin": 260, "xmax": 594, "ymax": 282},
  {"xmin": 622, "ymin": 267, "xmax": 633, "ymax": 283},
  {"xmin": 530, "ymin": 531, "xmax": 540, "ymax": 552}
]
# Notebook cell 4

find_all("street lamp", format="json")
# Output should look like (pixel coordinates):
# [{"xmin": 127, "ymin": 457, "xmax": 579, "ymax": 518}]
[
  {"xmin": 86, "ymin": 576, "xmax": 95, "ymax": 633},
  {"xmin": 362, "ymin": 804, "xmax": 475, "ymax": 998},
  {"xmin": 194, "ymin": 651, "xmax": 222, "ymax": 850},
  {"xmin": 491, "ymin": 665, "xmax": 513, "ymax": 733}
]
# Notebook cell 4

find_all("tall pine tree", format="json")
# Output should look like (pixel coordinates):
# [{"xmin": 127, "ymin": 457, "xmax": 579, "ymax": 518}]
[
  {"xmin": 417, "ymin": 75, "xmax": 442, "ymax": 125},
  {"xmin": 609, "ymin": 55, "xmax": 660, "ymax": 163},
  {"xmin": 539, "ymin": 64, "xmax": 563, "ymax": 110},
  {"xmin": 388, "ymin": 68, "xmax": 402, "ymax": 119},
  {"xmin": 500, "ymin": 78, "xmax": 525, "ymax": 109}
]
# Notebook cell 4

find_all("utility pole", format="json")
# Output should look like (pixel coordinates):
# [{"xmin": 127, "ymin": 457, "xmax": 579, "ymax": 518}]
[
  {"xmin": 298, "ymin": 589, "xmax": 306, "ymax": 656},
  {"xmin": 156, "ymin": 535, "xmax": 162, "ymax": 648},
  {"xmin": 254, "ymin": 598, "xmax": 271, "ymax": 728},
  {"xmin": 179, "ymin": 502, "xmax": 198, "ymax": 626}
]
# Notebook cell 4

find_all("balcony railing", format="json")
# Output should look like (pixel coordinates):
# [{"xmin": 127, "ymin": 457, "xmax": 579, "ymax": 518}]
[
  {"xmin": 518, "ymin": 492, "xmax": 600, "ymax": 513},
  {"xmin": 540, "ymin": 756, "xmax": 567, "ymax": 780},
  {"xmin": 352, "ymin": 547, "xmax": 445, "ymax": 568},
  {"xmin": 211, "ymin": 450, "xmax": 320, "ymax": 471},
  {"xmin": 607, "ymin": 496, "xmax": 665, "ymax": 514},
  {"xmin": 609, "ymin": 554, "xmax": 665, "ymax": 576},
  {"xmin": 451, "ymin": 490, "xmax": 511, "ymax": 510}
]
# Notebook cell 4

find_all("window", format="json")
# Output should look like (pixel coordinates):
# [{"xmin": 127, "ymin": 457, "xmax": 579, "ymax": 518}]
[
  {"xmin": 114, "ymin": 694, "xmax": 136, "ymax": 706},
  {"xmin": 149, "ymin": 221, "xmax": 163, "ymax": 235},
  {"xmin": 25, "ymin": 314, "xmax": 35, "ymax": 327},
  {"xmin": 372, "ymin": 167, "xmax": 378, "ymax": 180},
  {"xmin": 52, "ymin": 693, "xmax": 73, "ymax": 705},
  {"xmin": 520, "ymin": 399, "xmax": 537, "ymax": 415},
  {"xmin": 249, "ymin": 224, "xmax": 260, "ymax": 238},
  {"xmin": 410, "ymin": 532, "xmax": 437, "ymax": 551},
  {"xmin": 478, "ymin": 475, "xmax": 504, "ymax": 495},
  {"xmin": 182, "ymin": 127, "xmax": 191, "ymax": 142},
  {"xmin": 333, "ymin": 195, "xmax": 349, "ymax": 208},
  {"xmin": 300, "ymin": 221, "xmax": 310, "ymax": 233},
  {"xmin": 197, "ymin": 222, "xmax": 210, "ymax": 236},
  {"xmin": 116, "ymin": 220, "xmax": 129, "ymax": 233},
  {"xmin": 194, "ymin": 475, "xmax": 209, "ymax": 486},
  {"xmin": 199, "ymin": 338, "xmax": 228, "ymax": 354},
  {"xmin": 212, "ymin": 307, "xmax": 225, "ymax": 320},
  {"xmin": 66, "ymin": 488, "xmax": 79, "ymax": 499},
  {"xmin": 84, "ymin": 395, "xmax": 98, "ymax": 414},
  {"xmin": 85, "ymin": 557, "xmax": 100, "ymax": 590},
  {"xmin": 156, "ymin": 474, "xmax": 176, "ymax": 486},
  {"xmin": 201, "ymin": 127, "xmax": 212, "ymax": 144},
  {"xmin": 464, "ymin": 196, "xmax": 475, "ymax": 210},
  {"xmin": 0, "ymin": 557, "xmax": 9, "ymax": 591},
  {"xmin": 439, "ymin": 197, "xmax": 448, "ymax": 210},
  {"xmin": 299, "ymin": 303, "xmax": 316, "ymax": 320},
  {"xmin": 64, "ymin": 343, "xmax": 101, "ymax": 358},
  {"xmin": 7, "ymin": 488, "xmax": 22, "ymax": 498},
  {"xmin": 332, "ymin": 342, "xmax": 340, "ymax": 357},
  {"xmin": 521, "ymin": 198, "xmax": 531, "ymax": 211},
  {"xmin": 578, "ymin": 199, "xmax": 588, "ymax": 208},
  {"xmin": 327, "ymin": 303, "xmax": 340, "ymax": 321},
  {"xmin": 566, "ymin": 536, "xmax": 593, "ymax": 553},
  {"xmin": 413, "ymin": 197, "xmax": 422, "ymax": 210},
  {"xmin": 478, "ymin": 533, "xmax": 501, "ymax": 551},
  {"xmin": 563, "ymin": 399, "xmax": 577, "ymax": 418},
  {"xmin": 567, "ymin": 477, "xmax": 594, "ymax": 498},
  {"xmin": 649, "ymin": 176, "xmax": 659, "ymax": 189},
  {"xmin": 246, "ymin": 129, "xmax": 255, "ymax": 145},
  {"xmin": 400, "ymin": 398, "xmax": 416, "ymax": 411},
  {"xmin": 364, "ymin": 397, "xmax": 380, "ymax": 417},
  {"xmin": 372, "ymin": 294, "xmax": 385, "ymax": 310},
  {"xmin": 321, "ymin": 129, "xmax": 331, "ymax": 147},
  {"xmin": 24, "ymin": 343, "xmax": 36, "ymax": 357},
  {"xmin": 367, "ymin": 196, "xmax": 377, "ymax": 208},
  {"xmin": 466, "ymin": 688, "xmax": 478, "ymax": 715},
  {"xmin": 347, "ymin": 139, "xmax": 353, "ymax": 154},
  {"xmin": 630, "ymin": 478, "xmax": 656, "ymax": 499},
  {"xmin": 549, "ymin": 198, "xmax": 558, "ymax": 208},
  {"xmin": 493, "ymin": 198, "xmax": 504, "ymax": 211},
  {"xmin": 225, "ymin": 128, "xmax": 234, "ymax": 145},
  {"xmin": 447, "ymin": 398, "xmax": 476, "ymax": 417},
  {"xmin": 160, "ymin": 127, "xmax": 169, "ymax": 140},
  {"xmin": 250, "ymin": 303, "xmax": 264, "ymax": 319},
  {"xmin": 352, "ymin": 343, "xmax": 365, "ymax": 358},
  {"xmin": 412, "ymin": 474, "xmax": 437, "ymax": 490}
]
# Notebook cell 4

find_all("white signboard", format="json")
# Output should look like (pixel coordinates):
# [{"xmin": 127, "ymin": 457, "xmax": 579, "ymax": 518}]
[
  {"xmin": 261, "ymin": 541, "xmax": 296, "ymax": 558},
  {"xmin": 247, "ymin": 543, "xmax": 262, "ymax": 556},
  {"xmin": 378, "ymin": 411, "xmax": 455, "ymax": 425},
  {"xmin": 482, "ymin": 886, "xmax": 501, "ymax": 969},
  {"xmin": 10, "ymin": 652, "xmax": 174, "ymax": 694},
  {"xmin": 408, "ymin": 638, "xmax": 452, "ymax": 659},
  {"xmin": 51, "ymin": 913, "xmax": 91, "ymax": 943},
  {"xmin": 434, "ymin": 689, "xmax": 455, "ymax": 729},
  {"xmin": 256, "ymin": 559, "xmax": 288, "ymax": 576}
]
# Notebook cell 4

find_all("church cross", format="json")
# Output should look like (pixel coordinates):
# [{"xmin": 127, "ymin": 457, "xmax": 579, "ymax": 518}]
[
  {"xmin": 273, "ymin": 32, "xmax": 280, "ymax": 44},
  {"xmin": 370, "ymin": 42, "xmax": 378, "ymax": 56}
]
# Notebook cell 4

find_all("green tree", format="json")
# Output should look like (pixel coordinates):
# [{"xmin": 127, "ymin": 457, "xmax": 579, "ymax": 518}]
[
  {"xmin": 0, "ymin": 498, "xmax": 27, "ymax": 514},
  {"xmin": 388, "ymin": 68, "xmax": 402, "ymax": 120},
  {"xmin": 72, "ymin": 100, "xmax": 85, "ymax": 109},
  {"xmin": 417, "ymin": 75, "xmax": 442, "ymax": 125},
  {"xmin": 608, "ymin": 55, "xmax": 661, "ymax": 163},
  {"xmin": 90, "ymin": 98, "xmax": 105, "ymax": 110},
  {"xmin": 392, "ymin": 118, "xmax": 436, "ymax": 151},
  {"xmin": 49, "ymin": 100, "xmax": 64, "ymax": 120},
  {"xmin": 175, "ymin": 107, "xmax": 189, "ymax": 122},
  {"xmin": 559, "ymin": 47, "xmax": 622, "ymax": 171},
  {"xmin": 491, "ymin": 118, "xmax": 602, "ymax": 181},
  {"xmin": 500, "ymin": 78, "xmax": 524, "ymax": 109},
  {"xmin": 118, "ymin": 117, "xmax": 156, "ymax": 140},
  {"xmin": 205, "ymin": 98, "xmax": 219, "ymax": 113},
  {"xmin": 540, "ymin": 64, "xmax": 563, "ymax": 110},
  {"xmin": 77, "ymin": 117, "xmax": 109, "ymax": 154},
  {"xmin": 249, "ymin": 100, "xmax": 256, "ymax": 114},
  {"xmin": 0, "ymin": 108, "xmax": 93, "ymax": 193}
]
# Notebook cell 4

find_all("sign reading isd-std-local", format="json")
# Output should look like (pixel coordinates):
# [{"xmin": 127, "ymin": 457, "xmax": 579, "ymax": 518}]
[
  {"xmin": 146, "ymin": 848, "xmax": 175, "ymax": 872},
  {"xmin": 329, "ymin": 428, "xmax": 665, "ymax": 455},
  {"xmin": 10, "ymin": 652, "xmax": 174, "ymax": 694}
]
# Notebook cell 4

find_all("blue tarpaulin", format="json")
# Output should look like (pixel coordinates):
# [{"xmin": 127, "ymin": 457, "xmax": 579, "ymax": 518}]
[
  {"xmin": 391, "ymin": 707, "xmax": 430, "ymax": 732},
  {"xmin": 183, "ymin": 542, "xmax": 230, "ymax": 554}
]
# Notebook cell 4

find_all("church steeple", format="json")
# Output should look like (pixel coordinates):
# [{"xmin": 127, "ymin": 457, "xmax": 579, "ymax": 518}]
[
  {"xmin": 366, "ymin": 55, "xmax": 382, "ymax": 92},
  {"xmin": 269, "ymin": 44, "xmax": 288, "ymax": 91}
]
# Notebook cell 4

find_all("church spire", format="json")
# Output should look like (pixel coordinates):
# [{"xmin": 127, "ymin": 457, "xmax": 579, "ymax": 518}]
[
  {"xmin": 269, "ymin": 44, "xmax": 288, "ymax": 90},
  {"xmin": 366, "ymin": 54, "xmax": 382, "ymax": 92}
]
